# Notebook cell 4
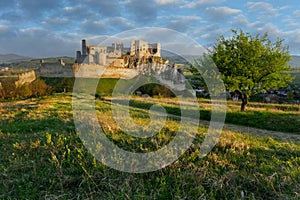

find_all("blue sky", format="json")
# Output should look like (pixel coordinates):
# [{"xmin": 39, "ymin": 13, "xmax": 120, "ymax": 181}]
[{"xmin": 0, "ymin": 0, "xmax": 300, "ymax": 57}]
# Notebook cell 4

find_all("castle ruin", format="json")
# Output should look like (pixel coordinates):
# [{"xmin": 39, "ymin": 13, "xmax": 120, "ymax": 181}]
[
  {"xmin": 75, "ymin": 39, "xmax": 161, "ymax": 66},
  {"xmin": 15, "ymin": 70, "xmax": 36, "ymax": 88},
  {"xmin": 38, "ymin": 39, "xmax": 185, "ymax": 88},
  {"xmin": 130, "ymin": 40, "xmax": 161, "ymax": 58}
]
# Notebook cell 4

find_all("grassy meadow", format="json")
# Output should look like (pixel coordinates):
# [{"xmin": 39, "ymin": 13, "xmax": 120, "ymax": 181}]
[
  {"xmin": 0, "ymin": 93, "xmax": 300, "ymax": 199},
  {"xmin": 117, "ymin": 97, "xmax": 300, "ymax": 134}
]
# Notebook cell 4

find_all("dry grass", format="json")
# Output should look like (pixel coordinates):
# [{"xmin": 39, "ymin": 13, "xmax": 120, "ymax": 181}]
[{"xmin": 0, "ymin": 93, "xmax": 299, "ymax": 199}]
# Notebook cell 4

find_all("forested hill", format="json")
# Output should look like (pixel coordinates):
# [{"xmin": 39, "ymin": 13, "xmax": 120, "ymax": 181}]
[{"xmin": 0, "ymin": 54, "xmax": 32, "ymax": 63}]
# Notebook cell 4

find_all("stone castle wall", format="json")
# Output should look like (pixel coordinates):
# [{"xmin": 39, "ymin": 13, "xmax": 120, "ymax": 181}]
[{"xmin": 15, "ymin": 70, "xmax": 36, "ymax": 88}]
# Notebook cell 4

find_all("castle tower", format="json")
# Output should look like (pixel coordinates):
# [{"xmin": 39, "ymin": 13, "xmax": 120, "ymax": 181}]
[
  {"xmin": 82, "ymin": 39, "xmax": 88, "ymax": 56},
  {"xmin": 76, "ymin": 51, "xmax": 81, "ymax": 63}
]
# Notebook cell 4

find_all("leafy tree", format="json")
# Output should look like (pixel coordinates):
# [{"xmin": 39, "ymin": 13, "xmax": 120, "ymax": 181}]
[{"xmin": 208, "ymin": 29, "xmax": 293, "ymax": 111}]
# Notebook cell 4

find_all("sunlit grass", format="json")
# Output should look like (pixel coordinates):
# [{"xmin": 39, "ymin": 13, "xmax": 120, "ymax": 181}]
[
  {"xmin": 0, "ymin": 93, "xmax": 299, "ymax": 199},
  {"xmin": 121, "ymin": 96, "xmax": 300, "ymax": 134}
]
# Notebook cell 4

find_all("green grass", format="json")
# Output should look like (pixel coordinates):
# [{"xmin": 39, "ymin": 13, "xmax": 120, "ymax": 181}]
[
  {"xmin": 113, "ymin": 97, "xmax": 300, "ymax": 134},
  {"xmin": 0, "ymin": 93, "xmax": 300, "ymax": 199}
]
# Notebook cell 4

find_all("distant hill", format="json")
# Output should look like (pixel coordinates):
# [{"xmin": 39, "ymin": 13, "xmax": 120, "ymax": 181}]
[
  {"xmin": 166, "ymin": 54, "xmax": 300, "ymax": 69},
  {"xmin": 0, "ymin": 54, "xmax": 32, "ymax": 63},
  {"xmin": 0, "ymin": 56, "xmax": 75, "ymax": 70},
  {"xmin": 289, "ymin": 55, "xmax": 300, "ymax": 68}
]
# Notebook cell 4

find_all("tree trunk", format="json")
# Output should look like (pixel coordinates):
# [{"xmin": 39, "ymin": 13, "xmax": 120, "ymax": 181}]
[{"xmin": 241, "ymin": 94, "xmax": 248, "ymax": 112}]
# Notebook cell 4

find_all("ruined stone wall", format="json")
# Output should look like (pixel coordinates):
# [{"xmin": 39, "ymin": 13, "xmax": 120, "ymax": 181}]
[
  {"xmin": 75, "ymin": 64, "xmax": 138, "ymax": 79},
  {"xmin": 110, "ymin": 58, "xmax": 125, "ymax": 68},
  {"xmin": 130, "ymin": 40, "xmax": 161, "ymax": 58},
  {"xmin": 15, "ymin": 70, "xmax": 36, "ymax": 88},
  {"xmin": 89, "ymin": 46, "xmax": 107, "ymax": 65},
  {"xmin": 39, "ymin": 62, "xmax": 75, "ymax": 77}
]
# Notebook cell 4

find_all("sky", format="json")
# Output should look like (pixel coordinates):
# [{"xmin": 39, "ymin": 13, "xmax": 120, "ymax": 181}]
[{"xmin": 0, "ymin": 0, "xmax": 300, "ymax": 57}]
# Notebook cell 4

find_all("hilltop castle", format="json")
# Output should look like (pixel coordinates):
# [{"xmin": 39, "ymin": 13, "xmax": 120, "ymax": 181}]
[
  {"xmin": 75, "ymin": 39, "xmax": 161, "ymax": 66},
  {"xmin": 38, "ymin": 39, "xmax": 185, "ymax": 88}
]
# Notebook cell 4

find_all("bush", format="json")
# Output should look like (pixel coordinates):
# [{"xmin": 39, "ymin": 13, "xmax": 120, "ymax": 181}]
[{"xmin": 0, "ymin": 78, "xmax": 52, "ymax": 100}]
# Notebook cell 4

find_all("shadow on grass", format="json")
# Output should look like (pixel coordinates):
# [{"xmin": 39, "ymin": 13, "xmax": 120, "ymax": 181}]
[
  {"xmin": 111, "ymin": 99, "xmax": 212, "ymax": 121},
  {"xmin": 0, "ymin": 111, "xmax": 75, "ymax": 134},
  {"xmin": 111, "ymin": 99, "xmax": 300, "ymax": 134},
  {"xmin": 224, "ymin": 111, "xmax": 300, "ymax": 134}
]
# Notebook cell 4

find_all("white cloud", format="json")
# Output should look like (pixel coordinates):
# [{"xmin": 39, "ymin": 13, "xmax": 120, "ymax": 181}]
[
  {"xmin": 125, "ymin": 0, "xmax": 158, "ymax": 24},
  {"xmin": 282, "ymin": 17, "xmax": 300, "ymax": 28},
  {"xmin": 232, "ymin": 14, "xmax": 249, "ymax": 27},
  {"xmin": 253, "ymin": 25, "xmax": 300, "ymax": 55},
  {"xmin": 158, "ymin": 15, "xmax": 202, "ymax": 32},
  {"xmin": 293, "ymin": 10, "xmax": 300, "ymax": 18},
  {"xmin": 246, "ymin": 2, "xmax": 288, "ymax": 18},
  {"xmin": 41, "ymin": 18, "xmax": 70, "ymax": 26},
  {"xmin": 199, "ymin": 28, "xmax": 230, "ymax": 42},
  {"xmin": 163, "ymin": 42, "xmax": 206, "ymax": 56},
  {"xmin": 82, "ymin": 17, "xmax": 134, "ymax": 35},
  {"xmin": 255, "ymin": 23, "xmax": 283, "ymax": 37},
  {"xmin": 158, "ymin": 15, "xmax": 201, "ymax": 21},
  {"xmin": 107, "ymin": 17, "xmax": 134, "ymax": 31},
  {"xmin": 205, "ymin": 6, "xmax": 242, "ymax": 21},
  {"xmin": 0, "ymin": 27, "xmax": 78, "ymax": 57},
  {"xmin": 184, "ymin": 0, "xmax": 225, "ymax": 9},
  {"xmin": 0, "ymin": 25, "xmax": 12, "ymax": 32},
  {"xmin": 154, "ymin": 0, "xmax": 181, "ymax": 5}
]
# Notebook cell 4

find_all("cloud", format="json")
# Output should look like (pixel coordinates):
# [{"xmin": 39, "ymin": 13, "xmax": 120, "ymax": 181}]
[
  {"xmin": 282, "ymin": 17, "xmax": 300, "ymax": 29},
  {"xmin": 255, "ymin": 23, "xmax": 283, "ymax": 37},
  {"xmin": 0, "ymin": 11, "xmax": 26, "ymax": 24},
  {"xmin": 125, "ymin": 0, "xmax": 158, "ymax": 24},
  {"xmin": 0, "ymin": 25, "xmax": 16, "ymax": 38},
  {"xmin": 246, "ymin": 2, "xmax": 287, "ymax": 19},
  {"xmin": 107, "ymin": 17, "xmax": 134, "ymax": 31},
  {"xmin": 167, "ymin": 20, "xmax": 190, "ymax": 32},
  {"xmin": 82, "ymin": 20, "xmax": 108, "ymax": 35},
  {"xmin": 158, "ymin": 15, "xmax": 201, "ymax": 21},
  {"xmin": 84, "ymin": 0, "xmax": 121, "ymax": 17},
  {"xmin": 154, "ymin": 0, "xmax": 182, "ymax": 5},
  {"xmin": 163, "ymin": 42, "xmax": 205, "ymax": 56},
  {"xmin": 293, "ymin": 10, "xmax": 300, "ymax": 18},
  {"xmin": 0, "ymin": 27, "xmax": 78, "ymax": 57},
  {"xmin": 17, "ymin": 0, "xmax": 62, "ymax": 17},
  {"xmin": 162, "ymin": 15, "xmax": 202, "ymax": 32},
  {"xmin": 194, "ymin": 24, "xmax": 220, "ymax": 34},
  {"xmin": 41, "ymin": 18, "xmax": 70, "ymax": 28},
  {"xmin": 232, "ymin": 14, "xmax": 249, "ymax": 27},
  {"xmin": 82, "ymin": 17, "xmax": 134, "ymax": 35},
  {"xmin": 183, "ymin": 0, "xmax": 226, "ymax": 9},
  {"xmin": 247, "ymin": 2, "xmax": 276, "ymax": 14},
  {"xmin": 198, "ymin": 27, "xmax": 230, "ymax": 42},
  {"xmin": 0, "ymin": 0, "xmax": 16, "ymax": 8},
  {"xmin": 62, "ymin": 5, "xmax": 93, "ymax": 21},
  {"xmin": 204, "ymin": 6, "xmax": 242, "ymax": 21},
  {"xmin": 251, "ymin": 24, "xmax": 300, "ymax": 55}
]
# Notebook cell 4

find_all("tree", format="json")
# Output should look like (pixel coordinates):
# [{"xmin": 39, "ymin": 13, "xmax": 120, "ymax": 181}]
[{"xmin": 208, "ymin": 29, "xmax": 293, "ymax": 111}]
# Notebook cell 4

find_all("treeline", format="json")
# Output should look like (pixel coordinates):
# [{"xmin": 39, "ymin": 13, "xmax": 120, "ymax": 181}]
[
  {"xmin": 136, "ymin": 83, "xmax": 176, "ymax": 98},
  {"xmin": 0, "ymin": 77, "xmax": 76, "ymax": 100},
  {"xmin": 0, "ymin": 77, "xmax": 178, "ymax": 100},
  {"xmin": 0, "ymin": 78, "xmax": 51, "ymax": 99}
]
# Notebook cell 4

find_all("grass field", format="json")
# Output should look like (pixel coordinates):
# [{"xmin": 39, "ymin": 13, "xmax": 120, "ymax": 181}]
[
  {"xmin": 115, "ymin": 97, "xmax": 300, "ymax": 134},
  {"xmin": 0, "ymin": 93, "xmax": 300, "ymax": 199}
]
